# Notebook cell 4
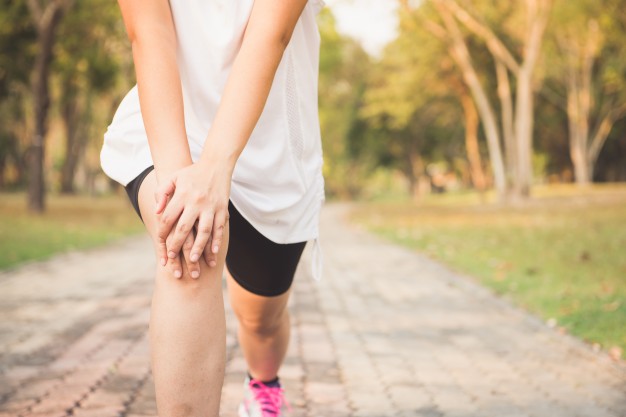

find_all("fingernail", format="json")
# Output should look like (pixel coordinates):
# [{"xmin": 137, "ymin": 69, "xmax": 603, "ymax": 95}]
[
  {"xmin": 190, "ymin": 253, "xmax": 199, "ymax": 262},
  {"xmin": 213, "ymin": 245, "xmax": 219, "ymax": 253},
  {"xmin": 160, "ymin": 257, "xmax": 167, "ymax": 266},
  {"xmin": 209, "ymin": 260, "xmax": 217, "ymax": 267},
  {"xmin": 168, "ymin": 251, "xmax": 176, "ymax": 259},
  {"xmin": 174, "ymin": 270, "xmax": 182, "ymax": 278},
  {"xmin": 191, "ymin": 271, "xmax": 199, "ymax": 279}
]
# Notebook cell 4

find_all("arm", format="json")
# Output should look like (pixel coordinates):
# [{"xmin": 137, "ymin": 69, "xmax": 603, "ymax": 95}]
[
  {"xmin": 156, "ymin": 0, "xmax": 310, "ymax": 261},
  {"xmin": 199, "ymin": 0, "xmax": 309, "ymax": 168},
  {"xmin": 117, "ymin": 0, "xmax": 192, "ymax": 179},
  {"xmin": 118, "ymin": 0, "xmax": 200, "ymax": 277}
]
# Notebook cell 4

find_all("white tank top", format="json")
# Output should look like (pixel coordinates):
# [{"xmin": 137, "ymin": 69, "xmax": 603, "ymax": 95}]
[{"xmin": 100, "ymin": 0, "xmax": 326, "ymax": 280}]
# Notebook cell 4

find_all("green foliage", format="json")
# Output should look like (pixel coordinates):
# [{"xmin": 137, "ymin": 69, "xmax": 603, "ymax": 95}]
[
  {"xmin": 0, "ymin": 192, "xmax": 143, "ymax": 269},
  {"xmin": 0, "ymin": 1, "xmax": 36, "ymax": 97},
  {"xmin": 1, "ymin": 0, "xmax": 626, "ymax": 198},
  {"xmin": 351, "ymin": 185, "xmax": 626, "ymax": 352},
  {"xmin": 359, "ymin": 8, "xmax": 476, "ymax": 195},
  {"xmin": 54, "ymin": 0, "xmax": 123, "ymax": 93},
  {"xmin": 318, "ymin": 9, "xmax": 374, "ymax": 198}
]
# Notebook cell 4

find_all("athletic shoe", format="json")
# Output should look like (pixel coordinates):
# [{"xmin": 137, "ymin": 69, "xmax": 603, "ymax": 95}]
[{"xmin": 238, "ymin": 375, "xmax": 291, "ymax": 417}]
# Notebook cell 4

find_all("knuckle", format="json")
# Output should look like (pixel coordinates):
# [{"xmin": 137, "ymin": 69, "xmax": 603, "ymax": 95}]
[
  {"xmin": 198, "ymin": 225, "xmax": 212, "ymax": 235},
  {"xmin": 177, "ymin": 222, "xmax": 190, "ymax": 234},
  {"xmin": 193, "ymin": 192, "xmax": 206, "ymax": 204}
]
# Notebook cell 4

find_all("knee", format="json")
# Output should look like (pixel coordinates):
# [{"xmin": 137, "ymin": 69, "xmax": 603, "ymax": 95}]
[
  {"xmin": 236, "ymin": 308, "xmax": 287, "ymax": 338},
  {"xmin": 154, "ymin": 258, "xmax": 220, "ymax": 297}
]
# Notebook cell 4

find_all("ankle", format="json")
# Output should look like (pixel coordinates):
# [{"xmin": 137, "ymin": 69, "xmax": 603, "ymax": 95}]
[{"xmin": 248, "ymin": 371, "xmax": 281, "ymax": 387}]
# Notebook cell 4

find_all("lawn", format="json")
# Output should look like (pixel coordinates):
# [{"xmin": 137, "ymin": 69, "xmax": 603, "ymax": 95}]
[
  {"xmin": 0, "ymin": 192, "xmax": 144, "ymax": 270},
  {"xmin": 349, "ymin": 184, "xmax": 626, "ymax": 357}
]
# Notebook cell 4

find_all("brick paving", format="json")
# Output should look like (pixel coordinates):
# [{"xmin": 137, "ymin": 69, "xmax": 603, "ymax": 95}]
[{"xmin": 1, "ymin": 203, "xmax": 625, "ymax": 417}]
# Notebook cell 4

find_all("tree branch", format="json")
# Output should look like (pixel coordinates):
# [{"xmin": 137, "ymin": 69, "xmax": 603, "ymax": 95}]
[
  {"xmin": 400, "ymin": 0, "xmax": 447, "ymax": 40},
  {"xmin": 25, "ymin": 0, "xmax": 44, "ymax": 28},
  {"xmin": 441, "ymin": 0, "xmax": 520, "ymax": 73},
  {"xmin": 588, "ymin": 103, "xmax": 626, "ymax": 164}
]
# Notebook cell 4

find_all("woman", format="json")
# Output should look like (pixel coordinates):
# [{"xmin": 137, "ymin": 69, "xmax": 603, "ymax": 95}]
[{"xmin": 99, "ymin": 0, "xmax": 326, "ymax": 416}]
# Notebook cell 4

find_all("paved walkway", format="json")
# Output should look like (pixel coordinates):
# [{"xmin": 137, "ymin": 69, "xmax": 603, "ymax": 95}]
[{"xmin": 0, "ymin": 204, "xmax": 625, "ymax": 417}]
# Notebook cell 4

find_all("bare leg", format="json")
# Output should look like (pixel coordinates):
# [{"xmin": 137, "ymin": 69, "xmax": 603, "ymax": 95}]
[
  {"xmin": 225, "ymin": 268, "xmax": 291, "ymax": 381},
  {"xmin": 138, "ymin": 170, "xmax": 227, "ymax": 417}
]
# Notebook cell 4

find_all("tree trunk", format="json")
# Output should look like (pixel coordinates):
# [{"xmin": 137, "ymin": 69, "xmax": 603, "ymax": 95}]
[
  {"xmin": 27, "ymin": 2, "xmax": 67, "ymax": 212},
  {"xmin": 513, "ymin": 66, "xmax": 534, "ymax": 197},
  {"xmin": 495, "ymin": 61, "xmax": 516, "ymax": 187},
  {"xmin": 0, "ymin": 150, "xmax": 6, "ymax": 188},
  {"xmin": 60, "ymin": 86, "xmax": 81, "ymax": 194},
  {"xmin": 566, "ymin": 70, "xmax": 592, "ymax": 184},
  {"xmin": 560, "ymin": 19, "xmax": 625, "ymax": 185},
  {"xmin": 433, "ymin": 1, "xmax": 507, "ymax": 201},
  {"xmin": 440, "ymin": 0, "xmax": 551, "ymax": 200},
  {"xmin": 460, "ymin": 92, "xmax": 486, "ymax": 192},
  {"xmin": 405, "ymin": 142, "xmax": 425, "ymax": 202}
]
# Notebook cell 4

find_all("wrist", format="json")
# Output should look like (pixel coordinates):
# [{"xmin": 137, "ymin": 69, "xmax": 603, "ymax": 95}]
[
  {"xmin": 155, "ymin": 159, "xmax": 192, "ymax": 183},
  {"xmin": 198, "ymin": 148, "xmax": 238, "ymax": 174}
]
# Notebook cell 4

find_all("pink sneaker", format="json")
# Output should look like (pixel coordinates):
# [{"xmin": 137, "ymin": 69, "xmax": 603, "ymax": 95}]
[{"xmin": 238, "ymin": 376, "xmax": 291, "ymax": 417}]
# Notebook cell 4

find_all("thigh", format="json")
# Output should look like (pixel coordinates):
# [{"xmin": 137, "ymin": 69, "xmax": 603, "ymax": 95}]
[
  {"xmin": 226, "ymin": 268, "xmax": 291, "ymax": 327},
  {"xmin": 136, "ymin": 168, "xmax": 228, "ymax": 280},
  {"xmin": 225, "ymin": 200, "xmax": 307, "ymax": 297}
]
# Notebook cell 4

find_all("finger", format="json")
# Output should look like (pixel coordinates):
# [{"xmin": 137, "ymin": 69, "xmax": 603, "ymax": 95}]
[
  {"xmin": 154, "ymin": 178, "xmax": 176, "ymax": 214},
  {"xmin": 190, "ymin": 213, "xmax": 213, "ymax": 263},
  {"xmin": 166, "ymin": 207, "xmax": 201, "ymax": 258},
  {"xmin": 210, "ymin": 209, "xmax": 229, "ymax": 254},
  {"xmin": 158, "ymin": 199, "xmax": 184, "ymax": 258},
  {"xmin": 203, "ymin": 235, "xmax": 218, "ymax": 268},
  {"xmin": 182, "ymin": 230, "xmax": 200, "ymax": 279},
  {"xmin": 157, "ymin": 233, "xmax": 168, "ymax": 267},
  {"xmin": 169, "ymin": 248, "xmax": 183, "ymax": 279}
]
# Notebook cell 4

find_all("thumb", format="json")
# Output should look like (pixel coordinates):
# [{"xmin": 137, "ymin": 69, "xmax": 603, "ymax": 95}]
[{"xmin": 154, "ymin": 177, "xmax": 176, "ymax": 214}]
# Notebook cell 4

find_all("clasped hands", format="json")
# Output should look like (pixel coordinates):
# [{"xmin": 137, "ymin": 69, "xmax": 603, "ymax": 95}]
[{"xmin": 153, "ymin": 160, "xmax": 232, "ymax": 280}]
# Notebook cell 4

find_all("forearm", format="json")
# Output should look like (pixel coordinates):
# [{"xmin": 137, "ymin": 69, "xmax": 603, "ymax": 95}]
[
  {"xmin": 132, "ymin": 33, "xmax": 192, "ymax": 181},
  {"xmin": 117, "ymin": 0, "xmax": 191, "ymax": 181},
  {"xmin": 199, "ymin": 0, "xmax": 308, "ymax": 170},
  {"xmin": 199, "ymin": 38, "xmax": 285, "ymax": 169}
]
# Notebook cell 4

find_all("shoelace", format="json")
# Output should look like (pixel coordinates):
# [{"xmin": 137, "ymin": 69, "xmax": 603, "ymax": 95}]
[{"xmin": 248, "ymin": 379, "xmax": 292, "ymax": 416}]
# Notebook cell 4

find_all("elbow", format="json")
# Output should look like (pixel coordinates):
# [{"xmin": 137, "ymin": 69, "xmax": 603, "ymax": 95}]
[
  {"xmin": 277, "ymin": 29, "xmax": 293, "ymax": 50},
  {"xmin": 253, "ymin": 27, "xmax": 294, "ymax": 52},
  {"xmin": 128, "ymin": 24, "xmax": 177, "ymax": 55}
]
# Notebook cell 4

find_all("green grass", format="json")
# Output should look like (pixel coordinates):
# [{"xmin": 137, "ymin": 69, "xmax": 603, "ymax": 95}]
[
  {"xmin": 0, "ymin": 192, "xmax": 144, "ymax": 270},
  {"xmin": 350, "ymin": 184, "xmax": 626, "ymax": 355}
]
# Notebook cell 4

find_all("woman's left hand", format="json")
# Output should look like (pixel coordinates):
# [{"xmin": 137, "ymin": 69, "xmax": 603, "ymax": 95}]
[{"xmin": 154, "ymin": 160, "xmax": 232, "ymax": 273}]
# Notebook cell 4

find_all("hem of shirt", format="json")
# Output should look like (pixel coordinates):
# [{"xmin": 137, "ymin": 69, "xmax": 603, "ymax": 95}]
[
  {"xmin": 228, "ymin": 194, "xmax": 323, "ymax": 245},
  {"xmin": 100, "ymin": 143, "xmax": 154, "ymax": 188}
]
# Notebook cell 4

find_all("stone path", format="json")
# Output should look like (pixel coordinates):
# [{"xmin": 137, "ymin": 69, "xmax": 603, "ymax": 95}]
[{"xmin": 0, "ymin": 204, "xmax": 625, "ymax": 417}]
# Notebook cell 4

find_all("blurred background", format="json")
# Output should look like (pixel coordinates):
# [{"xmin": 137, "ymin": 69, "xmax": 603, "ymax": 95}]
[{"xmin": 0, "ymin": 0, "xmax": 624, "ymax": 358}]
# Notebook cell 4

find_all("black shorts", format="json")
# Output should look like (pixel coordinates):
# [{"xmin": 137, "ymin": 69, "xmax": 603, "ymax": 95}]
[{"xmin": 124, "ymin": 165, "xmax": 307, "ymax": 297}]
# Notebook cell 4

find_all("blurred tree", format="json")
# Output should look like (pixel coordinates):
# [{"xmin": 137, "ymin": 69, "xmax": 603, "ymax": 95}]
[
  {"xmin": 317, "ymin": 9, "xmax": 372, "ymax": 198},
  {"xmin": 362, "ymin": 11, "xmax": 486, "ymax": 200},
  {"xmin": 544, "ymin": 0, "xmax": 626, "ymax": 184},
  {"xmin": 25, "ymin": 0, "xmax": 75, "ymax": 212},
  {"xmin": 404, "ymin": 0, "xmax": 552, "ymax": 200},
  {"xmin": 0, "ymin": 1, "xmax": 36, "ymax": 188},
  {"xmin": 54, "ymin": 0, "xmax": 120, "ymax": 193}
]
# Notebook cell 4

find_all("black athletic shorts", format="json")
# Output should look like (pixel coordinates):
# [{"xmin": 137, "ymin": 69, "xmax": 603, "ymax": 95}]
[{"xmin": 124, "ymin": 165, "xmax": 307, "ymax": 297}]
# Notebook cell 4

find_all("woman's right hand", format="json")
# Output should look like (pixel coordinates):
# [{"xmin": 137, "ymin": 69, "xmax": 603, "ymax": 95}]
[{"xmin": 153, "ymin": 160, "xmax": 232, "ymax": 279}]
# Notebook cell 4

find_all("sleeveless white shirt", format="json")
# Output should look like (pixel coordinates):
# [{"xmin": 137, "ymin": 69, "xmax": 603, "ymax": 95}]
[{"xmin": 100, "ymin": 0, "xmax": 326, "ymax": 280}]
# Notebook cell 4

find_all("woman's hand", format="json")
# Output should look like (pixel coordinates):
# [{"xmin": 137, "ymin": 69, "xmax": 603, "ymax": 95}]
[{"xmin": 154, "ymin": 160, "xmax": 232, "ymax": 278}]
